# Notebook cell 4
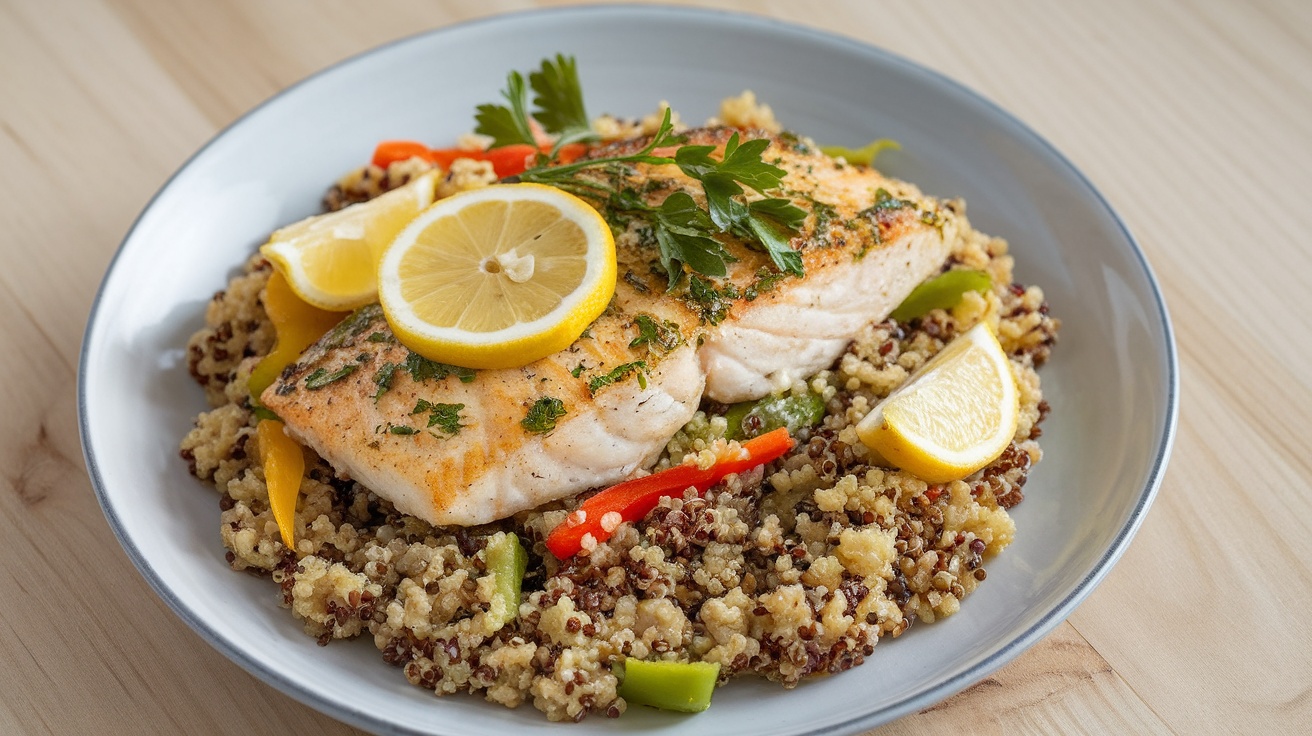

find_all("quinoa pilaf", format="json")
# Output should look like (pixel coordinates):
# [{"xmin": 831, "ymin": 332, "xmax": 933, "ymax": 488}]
[{"xmin": 180, "ymin": 98, "xmax": 1058, "ymax": 722}]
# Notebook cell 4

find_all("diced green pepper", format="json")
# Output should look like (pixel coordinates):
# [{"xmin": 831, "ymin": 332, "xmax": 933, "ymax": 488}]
[
  {"xmin": 484, "ymin": 532, "xmax": 527, "ymax": 629},
  {"xmin": 889, "ymin": 269, "xmax": 992, "ymax": 322},
  {"xmin": 724, "ymin": 392, "xmax": 826, "ymax": 440},
  {"xmin": 819, "ymin": 138, "xmax": 901, "ymax": 166},
  {"xmin": 618, "ymin": 659, "xmax": 720, "ymax": 713}
]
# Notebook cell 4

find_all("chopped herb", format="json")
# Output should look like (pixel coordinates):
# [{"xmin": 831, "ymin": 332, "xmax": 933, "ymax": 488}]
[
  {"xmin": 630, "ymin": 314, "xmax": 682, "ymax": 353},
  {"xmin": 623, "ymin": 270, "xmax": 651, "ymax": 294},
  {"xmin": 685, "ymin": 275, "xmax": 739, "ymax": 324},
  {"xmin": 867, "ymin": 188, "xmax": 914, "ymax": 212},
  {"xmin": 411, "ymin": 399, "xmax": 465, "ymax": 435},
  {"xmin": 571, "ymin": 362, "xmax": 587, "ymax": 378},
  {"xmin": 744, "ymin": 267, "xmax": 787, "ymax": 301},
  {"xmin": 372, "ymin": 362, "xmax": 398, "ymax": 400},
  {"xmin": 388, "ymin": 424, "xmax": 419, "ymax": 436},
  {"xmin": 588, "ymin": 361, "xmax": 648, "ymax": 394},
  {"xmin": 322, "ymin": 304, "xmax": 382, "ymax": 349},
  {"xmin": 579, "ymin": 327, "xmax": 593, "ymax": 339},
  {"xmin": 404, "ymin": 352, "xmax": 476, "ymax": 384},
  {"xmin": 304, "ymin": 364, "xmax": 357, "ymax": 389},
  {"xmin": 522, "ymin": 397, "xmax": 567, "ymax": 434},
  {"xmin": 366, "ymin": 331, "xmax": 394, "ymax": 343}
]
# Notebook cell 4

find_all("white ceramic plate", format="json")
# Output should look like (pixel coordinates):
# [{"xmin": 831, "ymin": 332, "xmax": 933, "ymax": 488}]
[{"xmin": 79, "ymin": 6, "xmax": 1177, "ymax": 735}]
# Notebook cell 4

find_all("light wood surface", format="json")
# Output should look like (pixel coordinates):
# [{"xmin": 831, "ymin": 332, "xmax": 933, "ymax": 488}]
[{"xmin": 3, "ymin": 0, "xmax": 1308, "ymax": 733}]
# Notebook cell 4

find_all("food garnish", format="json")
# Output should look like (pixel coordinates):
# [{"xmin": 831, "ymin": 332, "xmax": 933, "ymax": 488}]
[
  {"xmin": 256, "ymin": 419, "xmax": 303, "ymax": 550},
  {"xmin": 856, "ymin": 322, "xmax": 1019, "ymax": 482},
  {"xmin": 409, "ymin": 399, "xmax": 464, "ymax": 436},
  {"xmin": 889, "ymin": 268, "xmax": 991, "ymax": 322},
  {"xmin": 475, "ymin": 56, "xmax": 807, "ymax": 285},
  {"xmin": 377, "ymin": 183, "xmax": 617, "ymax": 369},
  {"xmin": 521, "ymin": 396, "xmax": 568, "ymax": 434},
  {"xmin": 544, "ymin": 427, "xmax": 795, "ymax": 559},
  {"xmin": 618, "ymin": 659, "xmax": 720, "ymax": 713},
  {"xmin": 260, "ymin": 170, "xmax": 438, "ymax": 310}
]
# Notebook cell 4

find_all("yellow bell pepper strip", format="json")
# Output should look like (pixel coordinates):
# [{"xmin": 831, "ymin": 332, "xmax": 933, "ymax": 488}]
[
  {"xmin": 889, "ymin": 269, "xmax": 992, "ymax": 323},
  {"xmin": 618, "ymin": 659, "xmax": 721, "ymax": 713},
  {"xmin": 484, "ymin": 532, "xmax": 528, "ymax": 629},
  {"xmin": 545, "ymin": 428, "xmax": 795, "ymax": 559},
  {"xmin": 256, "ymin": 419, "xmax": 303, "ymax": 550},
  {"xmin": 248, "ymin": 270, "xmax": 346, "ymax": 401}
]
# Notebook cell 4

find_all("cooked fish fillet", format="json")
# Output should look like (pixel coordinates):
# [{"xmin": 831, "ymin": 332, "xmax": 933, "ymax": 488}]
[{"xmin": 262, "ymin": 128, "xmax": 953, "ymax": 525}]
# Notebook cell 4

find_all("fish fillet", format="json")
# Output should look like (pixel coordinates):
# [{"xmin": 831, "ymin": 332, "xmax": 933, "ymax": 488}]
[{"xmin": 262, "ymin": 128, "xmax": 954, "ymax": 525}]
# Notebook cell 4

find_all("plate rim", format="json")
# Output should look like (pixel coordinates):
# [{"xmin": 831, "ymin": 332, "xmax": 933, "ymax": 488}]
[{"xmin": 77, "ymin": 5, "xmax": 1180, "ymax": 734}]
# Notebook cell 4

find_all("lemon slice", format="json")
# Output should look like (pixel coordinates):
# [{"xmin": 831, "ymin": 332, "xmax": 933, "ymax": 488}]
[
  {"xmin": 378, "ymin": 183, "xmax": 616, "ymax": 369},
  {"xmin": 260, "ymin": 170, "xmax": 438, "ymax": 310},
  {"xmin": 856, "ymin": 322, "xmax": 1019, "ymax": 482}
]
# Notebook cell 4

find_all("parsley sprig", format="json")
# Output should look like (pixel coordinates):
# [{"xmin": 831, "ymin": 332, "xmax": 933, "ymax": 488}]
[{"xmin": 474, "ymin": 56, "xmax": 806, "ymax": 286}]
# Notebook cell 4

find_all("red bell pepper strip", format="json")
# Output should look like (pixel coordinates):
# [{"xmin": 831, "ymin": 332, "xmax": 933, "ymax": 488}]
[
  {"xmin": 544, "ymin": 428, "xmax": 795, "ymax": 559},
  {"xmin": 370, "ymin": 140, "xmax": 589, "ymax": 178}
]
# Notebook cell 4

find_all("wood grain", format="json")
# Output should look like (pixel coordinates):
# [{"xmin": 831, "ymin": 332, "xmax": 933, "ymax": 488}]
[{"xmin": 1, "ymin": 0, "xmax": 1308, "ymax": 733}]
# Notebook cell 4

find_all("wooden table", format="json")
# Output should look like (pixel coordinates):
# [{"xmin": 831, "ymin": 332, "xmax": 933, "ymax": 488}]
[{"xmin": 3, "ymin": 0, "xmax": 1308, "ymax": 733}]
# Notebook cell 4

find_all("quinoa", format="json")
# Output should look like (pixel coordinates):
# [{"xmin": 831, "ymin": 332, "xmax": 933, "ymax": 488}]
[{"xmin": 180, "ymin": 121, "xmax": 1059, "ymax": 722}]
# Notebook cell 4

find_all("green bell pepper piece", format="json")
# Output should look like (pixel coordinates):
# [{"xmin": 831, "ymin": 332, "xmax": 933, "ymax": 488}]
[
  {"xmin": 724, "ymin": 392, "xmax": 826, "ymax": 440},
  {"xmin": 618, "ymin": 659, "xmax": 720, "ymax": 713},
  {"xmin": 819, "ymin": 138, "xmax": 901, "ymax": 166},
  {"xmin": 889, "ymin": 269, "xmax": 992, "ymax": 322},
  {"xmin": 485, "ymin": 532, "xmax": 527, "ymax": 628}
]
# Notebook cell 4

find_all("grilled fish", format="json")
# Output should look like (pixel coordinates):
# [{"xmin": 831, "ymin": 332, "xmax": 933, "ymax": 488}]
[{"xmin": 262, "ymin": 128, "xmax": 954, "ymax": 525}]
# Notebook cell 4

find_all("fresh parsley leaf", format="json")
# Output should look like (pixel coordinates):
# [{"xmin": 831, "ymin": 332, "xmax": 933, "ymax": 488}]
[
  {"xmin": 474, "ymin": 70, "xmax": 537, "ymax": 149},
  {"xmin": 411, "ymin": 399, "xmax": 465, "ymax": 435},
  {"xmin": 571, "ymin": 362, "xmax": 587, "ymax": 378},
  {"xmin": 388, "ymin": 424, "xmax": 419, "ymax": 436},
  {"xmin": 710, "ymin": 133, "xmax": 786, "ymax": 192},
  {"xmin": 528, "ymin": 54, "xmax": 597, "ymax": 149},
  {"xmin": 745, "ymin": 209, "xmax": 805, "ymax": 276},
  {"xmin": 652, "ymin": 192, "xmax": 733, "ymax": 285},
  {"xmin": 522, "ymin": 397, "xmax": 567, "ymax": 434},
  {"xmin": 699, "ymin": 173, "xmax": 748, "ymax": 231},
  {"xmin": 304, "ymin": 364, "xmax": 357, "ymax": 390}
]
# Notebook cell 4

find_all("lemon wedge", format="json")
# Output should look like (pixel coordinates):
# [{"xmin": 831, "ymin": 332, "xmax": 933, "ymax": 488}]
[
  {"xmin": 377, "ymin": 183, "xmax": 616, "ymax": 369},
  {"xmin": 260, "ymin": 170, "xmax": 438, "ymax": 310},
  {"xmin": 856, "ymin": 322, "xmax": 1019, "ymax": 482}
]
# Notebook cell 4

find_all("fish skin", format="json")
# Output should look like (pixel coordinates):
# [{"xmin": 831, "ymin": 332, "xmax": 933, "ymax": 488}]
[{"xmin": 262, "ymin": 128, "xmax": 953, "ymax": 526}]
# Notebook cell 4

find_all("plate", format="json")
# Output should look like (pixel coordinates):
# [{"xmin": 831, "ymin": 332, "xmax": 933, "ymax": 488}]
[{"xmin": 79, "ymin": 6, "xmax": 1177, "ymax": 735}]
